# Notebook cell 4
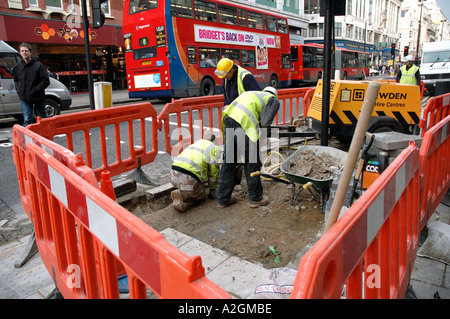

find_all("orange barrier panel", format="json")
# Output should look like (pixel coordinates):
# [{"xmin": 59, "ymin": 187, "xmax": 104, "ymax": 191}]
[
  {"xmin": 157, "ymin": 95, "xmax": 225, "ymax": 156},
  {"xmin": 290, "ymin": 142, "xmax": 421, "ymax": 299},
  {"xmin": 27, "ymin": 103, "xmax": 159, "ymax": 181},
  {"xmin": 23, "ymin": 141, "xmax": 231, "ymax": 299},
  {"xmin": 12, "ymin": 125, "xmax": 98, "ymax": 220},
  {"xmin": 419, "ymin": 93, "xmax": 450, "ymax": 137},
  {"xmin": 274, "ymin": 88, "xmax": 312, "ymax": 125},
  {"xmin": 158, "ymin": 88, "xmax": 313, "ymax": 155},
  {"xmin": 419, "ymin": 115, "xmax": 450, "ymax": 231}
]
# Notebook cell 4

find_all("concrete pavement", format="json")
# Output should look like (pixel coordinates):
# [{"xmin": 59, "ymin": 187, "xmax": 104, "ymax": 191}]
[{"xmin": 0, "ymin": 89, "xmax": 449, "ymax": 299}]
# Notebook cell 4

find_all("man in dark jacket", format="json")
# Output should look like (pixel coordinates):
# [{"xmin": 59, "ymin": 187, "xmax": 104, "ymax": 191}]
[{"xmin": 13, "ymin": 42, "xmax": 50, "ymax": 126}]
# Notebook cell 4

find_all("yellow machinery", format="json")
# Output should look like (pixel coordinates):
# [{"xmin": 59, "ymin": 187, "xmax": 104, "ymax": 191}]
[{"xmin": 307, "ymin": 80, "xmax": 422, "ymax": 138}]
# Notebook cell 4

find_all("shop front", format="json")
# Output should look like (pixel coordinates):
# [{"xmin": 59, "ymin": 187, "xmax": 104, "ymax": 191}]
[{"xmin": 0, "ymin": 14, "xmax": 124, "ymax": 92}]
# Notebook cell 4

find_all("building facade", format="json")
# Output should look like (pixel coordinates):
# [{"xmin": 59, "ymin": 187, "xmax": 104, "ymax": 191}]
[
  {"xmin": 399, "ymin": 0, "xmax": 450, "ymax": 61},
  {"xmin": 0, "ymin": 0, "xmax": 125, "ymax": 92}
]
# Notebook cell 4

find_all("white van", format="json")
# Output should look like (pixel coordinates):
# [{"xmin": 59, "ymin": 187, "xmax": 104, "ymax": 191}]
[
  {"xmin": 420, "ymin": 41, "xmax": 450, "ymax": 94},
  {"xmin": 0, "ymin": 40, "xmax": 71, "ymax": 122}
]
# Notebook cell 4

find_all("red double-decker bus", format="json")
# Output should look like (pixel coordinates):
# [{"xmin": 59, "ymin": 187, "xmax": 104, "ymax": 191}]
[
  {"xmin": 122, "ymin": 0, "xmax": 292, "ymax": 100},
  {"xmin": 290, "ymin": 43, "xmax": 370, "ymax": 86}
]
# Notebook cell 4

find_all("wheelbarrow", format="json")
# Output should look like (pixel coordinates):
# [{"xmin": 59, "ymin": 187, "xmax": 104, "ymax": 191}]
[
  {"xmin": 280, "ymin": 145, "xmax": 347, "ymax": 214},
  {"xmin": 252, "ymin": 145, "xmax": 345, "ymax": 214}
]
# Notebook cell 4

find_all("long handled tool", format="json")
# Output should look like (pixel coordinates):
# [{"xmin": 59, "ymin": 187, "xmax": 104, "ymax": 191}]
[
  {"xmin": 324, "ymin": 81, "xmax": 381, "ymax": 233},
  {"xmin": 347, "ymin": 132, "xmax": 375, "ymax": 207}
]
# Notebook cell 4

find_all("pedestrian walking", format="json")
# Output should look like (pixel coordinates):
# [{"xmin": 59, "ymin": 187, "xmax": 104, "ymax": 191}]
[{"xmin": 13, "ymin": 42, "xmax": 50, "ymax": 126}]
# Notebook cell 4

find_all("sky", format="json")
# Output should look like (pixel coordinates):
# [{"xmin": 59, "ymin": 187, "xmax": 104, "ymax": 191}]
[{"xmin": 436, "ymin": 0, "xmax": 450, "ymax": 19}]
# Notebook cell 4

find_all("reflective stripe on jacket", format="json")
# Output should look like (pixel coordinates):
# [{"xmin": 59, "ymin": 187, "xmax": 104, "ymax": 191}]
[
  {"xmin": 225, "ymin": 65, "xmax": 251, "ymax": 96},
  {"xmin": 222, "ymin": 91, "xmax": 273, "ymax": 143},
  {"xmin": 172, "ymin": 139, "xmax": 221, "ymax": 189},
  {"xmin": 400, "ymin": 65, "xmax": 419, "ymax": 85}
]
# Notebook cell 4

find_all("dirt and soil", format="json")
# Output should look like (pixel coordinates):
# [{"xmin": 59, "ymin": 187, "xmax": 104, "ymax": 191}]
[{"xmin": 127, "ymin": 139, "xmax": 349, "ymax": 269}]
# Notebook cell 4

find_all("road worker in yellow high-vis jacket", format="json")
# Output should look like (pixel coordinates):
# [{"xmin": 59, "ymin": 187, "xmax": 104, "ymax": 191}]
[
  {"xmin": 396, "ymin": 54, "xmax": 420, "ymax": 86},
  {"xmin": 215, "ymin": 58, "xmax": 261, "ymax": 106},
  {"xmin": 217, "ymin": 86, "xmax": 280, "ymax": 209},
  {"xmin": 169, "ymin": 132, "xmax": 222, "ymax": 212}
]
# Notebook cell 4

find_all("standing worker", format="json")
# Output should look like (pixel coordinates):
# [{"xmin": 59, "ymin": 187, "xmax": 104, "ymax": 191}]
[
  {"xmin": 214, "ymin": 58, "xmax": 261, "ymax": 106},
  {"xmin": 216, "ymin": 86, "xmax": 280, "ymax": 208},
  {"xmin": 395, "ymin": 54, "xmax": 420, "ymax": 85},
  {"xmin": 169, "ymin": 132, "xmax": 222, "ymax": 212},
  {"xmin": 13, "ymin": 42, "xmax": 50, "ymax": 127}
]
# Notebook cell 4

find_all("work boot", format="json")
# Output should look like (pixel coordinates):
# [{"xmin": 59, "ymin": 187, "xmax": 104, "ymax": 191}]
[
  {"xmin": 171, "ymin": 190, "xmax": 192, "ymax": 212},
  {"xmin": 217, "ymin": 196, "xmax": 236, "ymax": 208},
  {"xmin": 248, "ymin": 196, "xmax": 269, "ymax": 208}
]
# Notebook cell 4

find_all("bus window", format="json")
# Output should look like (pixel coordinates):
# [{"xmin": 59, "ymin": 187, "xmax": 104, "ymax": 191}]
[
  {"xmin": 134, "ymin": 46, "xmax": 157, "ymax": 60},
  {"xmin": 199, "ymin": 47, "xmax": 219, "ymax": 67},
  {"xmin": 247, "ymin": 11, "xmax": 263, "ymax": 29},
  {"xmin": 129, "ymin": 0, "xmax": 158, "ymax": 14},
  {"xmin": 194, "ymin": 0, "xmax": 217, "ymax": 22},
  {"xmin": 241, "ymin": 49, "xmax": 256, "ymax": 68},
  {"xmin": 218, "ymin": 4, "xmax": 237, "ymax": 25},
  {"xmin": 291, "ymin": 46, "xmax": 298, "ymax": 62},
  {"xmin": 170, "ymin": 0, "xmax": 194, "ymax": 18},
  {"xmin": 282, "ymin": 54, "xmax": 290, "ymax": 69},
  {"xmin": 264, "ymin": 15, "xmax": 277, "ymax": 32},
  {"xmin": 238, "ymin": 9, "xmax": 247, "ymax": 27},
  {"xmin": 277, "ymin": 18, "xmax": 288, "ymax": 33},
  {"xmin": 188, "ymin": 47, "xmax": 197, "ymax": 64},
  {"xmin": 221, "ymin": 48, "xmax": 240, "ymax": 64}
]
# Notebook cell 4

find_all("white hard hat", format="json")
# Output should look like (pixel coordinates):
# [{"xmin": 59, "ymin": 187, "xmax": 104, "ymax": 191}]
[
  {"xmin": 263, "ymin": 86, "xmax": 278, "ymax": 98},
  {"xmin": 403, "ymin": 55, "xmax": 414, "ymax": 62}
]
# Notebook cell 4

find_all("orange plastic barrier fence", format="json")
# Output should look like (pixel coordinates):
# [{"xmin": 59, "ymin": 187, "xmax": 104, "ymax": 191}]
[
  {"xmin": 290, "ymin": 142, "xmax": 422, "ymax": 299},
  {"xmin": 419, "ymin": 93, "xmax": 450, "ymax": 137},
  {"xmin": 27, "ymin": 103, "xmax": 159, "ymax": 182},
  {"xmin": 22, "ymin": 141, "xmax": 230, "ymax": 299},
  {"xmin": 157, "ymin": 95, "xmax": 224, "ymax": 156},
  {"xmin": 274, "ymin": 88, "xmax": 313, "ymax": 124},
  {"xmin": 157, "ymin": 88, "xmax": 313, "ymax": 155},
  {"xmin": 418, "ymin": 115, "xmax": 450, "ymax": 231},
  {"xmin": 12, "ymin": 125, "xmax": 98, "ymax": 220}
]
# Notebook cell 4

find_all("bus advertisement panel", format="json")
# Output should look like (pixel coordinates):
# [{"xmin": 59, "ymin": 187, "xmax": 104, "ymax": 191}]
[
  {"xmin": 123, "ymin": 0, "xmax": 292, "ymax": 100},
  {"xmin": 290, "ymin": 43, "xmax": 370, "ymax": 86}
]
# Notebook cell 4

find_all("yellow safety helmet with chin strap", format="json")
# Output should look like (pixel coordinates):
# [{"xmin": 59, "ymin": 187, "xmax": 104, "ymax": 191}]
[{"xmin": 214, "ymin": 58, "xmax": 234, "ymax": 78}]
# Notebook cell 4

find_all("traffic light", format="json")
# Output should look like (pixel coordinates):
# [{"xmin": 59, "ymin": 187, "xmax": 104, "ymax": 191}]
[
  {"xmin": 92, "ymin": 0, "xmax": 108, "ymax": 29},
  {"xmin": 404, "ymin": 46, "xmax": 409, "ymax": 56},
  {"xmin": 391, "ymin": 43, "xmax": 396, "ymax": 59}
]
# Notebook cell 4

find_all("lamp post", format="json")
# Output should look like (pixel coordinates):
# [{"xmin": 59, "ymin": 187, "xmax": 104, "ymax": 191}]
[{"xmin": 416, "ymin": 0, "xmax": 425, "ymax": 63}]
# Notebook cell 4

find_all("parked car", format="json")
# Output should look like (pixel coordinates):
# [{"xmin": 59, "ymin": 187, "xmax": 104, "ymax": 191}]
[
  {"xmin": 0, "ymin": 40, "xmax": 71, "ymax": 123},
  {"xmin": 369, "ymin": 68, "xmax": 379, "ymax": 76}
]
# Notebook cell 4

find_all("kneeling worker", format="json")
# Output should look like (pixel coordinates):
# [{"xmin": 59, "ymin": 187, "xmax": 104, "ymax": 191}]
[
  {"xmin": 169, "ymin": 132, "xmax": 222, "ymax": 212},
  {"xmin": 217, "ymin": 86, "xmax": 280, "ymax": 208}
]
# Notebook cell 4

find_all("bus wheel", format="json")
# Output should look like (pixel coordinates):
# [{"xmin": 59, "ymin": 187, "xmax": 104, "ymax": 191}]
[
  {"xmin": 270, "ymin": 74, "xmax": 279, "ymax": 88},
  {"xmin": 342, "ymin": 72, "xmax": 348, "ymax": 80},
  {"xmin": 200, "ymin": 78, "xmax": 215, "ymax": 96}
]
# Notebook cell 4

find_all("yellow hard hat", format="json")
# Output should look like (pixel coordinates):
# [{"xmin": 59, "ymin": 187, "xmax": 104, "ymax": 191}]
[{"xmin": 214, "ymin": 58, "xmax": 234, "ymax": 78}]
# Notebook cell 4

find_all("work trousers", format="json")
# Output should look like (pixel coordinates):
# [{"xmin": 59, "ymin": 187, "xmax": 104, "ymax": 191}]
[{"xmin": 216, "ymin": 117, "xmax": 263, "ymax": 206}]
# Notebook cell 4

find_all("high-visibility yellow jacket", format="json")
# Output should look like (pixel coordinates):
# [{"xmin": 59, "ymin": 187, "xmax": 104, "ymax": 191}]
[
  {"xmin": 172, "ymin": 139, "xmax": 221, "ymax": 189},
  {"xmin": 225, "ymin": 65, "xmax": 251, "ymax": 96},
  {"xmin": 222, "ymin": 91, "xmax": 280, "ymax": 143},
  {"xmin": 399, "ymin": 64, "xmax": 419, "ymax": 85}
]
